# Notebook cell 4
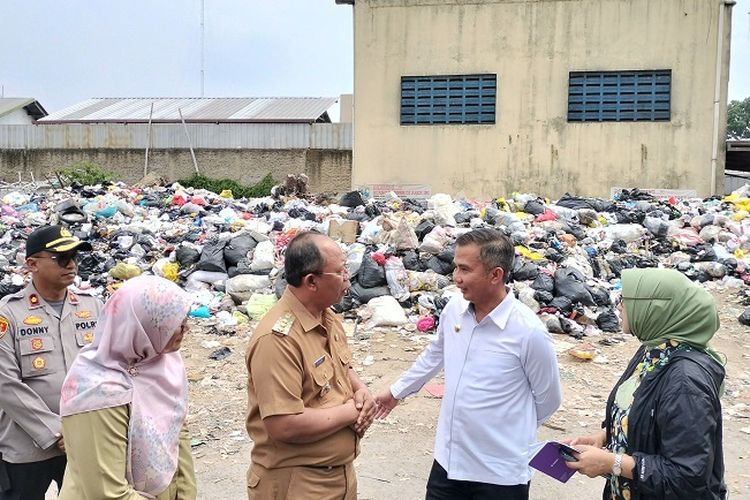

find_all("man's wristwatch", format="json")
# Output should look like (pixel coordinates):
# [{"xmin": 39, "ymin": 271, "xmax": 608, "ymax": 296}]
[{"xmin": 612, "ymin": 453, "xmax": 623, "ymax": 476}]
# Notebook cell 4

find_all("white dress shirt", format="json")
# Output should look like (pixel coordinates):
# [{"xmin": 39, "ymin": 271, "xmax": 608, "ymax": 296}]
[{"xmin": 391, "ymin": 289, "xmax": 562, "ymax": 486}]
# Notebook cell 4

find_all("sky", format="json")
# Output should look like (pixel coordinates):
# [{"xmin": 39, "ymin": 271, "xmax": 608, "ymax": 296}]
[{"xmin": 1, "ymin": 0, "xmax": 749, "ymax": 119}]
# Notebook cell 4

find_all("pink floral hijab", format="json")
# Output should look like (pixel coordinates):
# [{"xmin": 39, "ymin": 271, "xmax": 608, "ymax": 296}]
[{"xmin": 60, "ymin": 275, "xmax": 193, "ymax": 498}]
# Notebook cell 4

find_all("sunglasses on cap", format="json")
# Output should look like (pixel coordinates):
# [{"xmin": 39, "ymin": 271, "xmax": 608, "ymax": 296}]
[{"xmin": 33, "ymin": 252, "xmax": 80, "ymax": 268}]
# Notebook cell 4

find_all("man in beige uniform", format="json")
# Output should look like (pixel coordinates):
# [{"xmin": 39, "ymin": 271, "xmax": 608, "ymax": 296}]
[
  {"xmin": 245, "ymin": 232, "xmax": 377, "ymax": 499},
  {"xmin": 0, "ymin": 225, "xmax": 102, "ymax": 500}
]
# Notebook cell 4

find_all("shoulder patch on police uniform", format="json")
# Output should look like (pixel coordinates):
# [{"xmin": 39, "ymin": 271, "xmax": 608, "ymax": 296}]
[
  {"xmin": 0, "ymin": 316, "xmax": 8, "ymax": 340},
  {"xmin": 271, "ymin": 313, "xmax": 294, "ymax": 336}
]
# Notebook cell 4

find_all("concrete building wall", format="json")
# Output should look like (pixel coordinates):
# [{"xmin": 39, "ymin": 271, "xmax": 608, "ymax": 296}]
[
  {"xmin": 0, "ymin": 149, "xmax": 352, "ymax": 193},
  {"xmin": 350, "ymin": 0, "xmax": 734, "ymax": 198}
]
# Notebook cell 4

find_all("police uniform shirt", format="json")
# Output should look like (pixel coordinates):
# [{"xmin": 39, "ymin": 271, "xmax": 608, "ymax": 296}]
[
  {"xmin": 245, "ymin": 289, "xmax": 357, "ymax": 469},
  {"xmin": 0, "ymin": 282, "xmax": 103, "ymax": 463}
]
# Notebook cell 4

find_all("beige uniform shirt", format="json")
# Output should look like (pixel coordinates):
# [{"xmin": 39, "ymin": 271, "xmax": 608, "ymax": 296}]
[
  {"xmin": 246, "ymin": 289, "xmax": 358, "ymax": 469},
  {"xmin": 59, "ymin": 404, "xmax": 196, "ymax": 500},
  {"xmin": 0, "ymin": 282, "xmax": 103, "ymax": 463}
]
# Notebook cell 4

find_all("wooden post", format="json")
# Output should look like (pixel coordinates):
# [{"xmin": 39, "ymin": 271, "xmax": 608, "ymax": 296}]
[
  {"xmin": 144, "ymin": 102, "xmax": 154, "ymax": 178},
  {"xmin": 178, "ymin": 108, "xmax": 200, "ymax": 174}
]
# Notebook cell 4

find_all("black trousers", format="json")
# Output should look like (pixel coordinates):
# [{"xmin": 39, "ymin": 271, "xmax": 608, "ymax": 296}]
[
  {"xmin": 426, "ymin": 460, "xmax": 530, "ymax": 500},
  {"xmin": 0, "ymin": 456, "xmax": 66, "ymax": 500}
]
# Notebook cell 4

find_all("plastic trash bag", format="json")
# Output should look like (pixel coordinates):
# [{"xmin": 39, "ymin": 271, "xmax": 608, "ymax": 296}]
[
  {"xmin": 358, "ymin": 253, "xmax": 387, "ymax": 288},
  {"xmin": 738, "ymin": 307, "xmax": 750, "ymax": 326},
  {"xmin": 349, "ymin": 283, "xmax": 390, "ymax": 304},
  {"xmin": 531, "ymin": 273, "xmax": 555, "ymax": 292},
  {"xmin": 340, "ymin": 191, "xmax": 365, "ymax": 208},
  {"xmin": 596, "ymin": 309, "xmax": 621, "ymax": 332},
  {"xmin": 428, "ymin": 193, "xmax": 458, "ymax": 226},
  {"xmin": 198, "ymin": 240, "xmax": 228, "ymax": 273},
  {"xmin": 224, "ymin": 234, "xmax": 257, "ymax": 267},
  {"xmin": 554, "ymin": 268, "xmax": 595, "ymax": 306},
  {"xmin": 384, "ymin": 256, "xmax": 410, "ymax": 301},
  {"xmin": 250, "ymin": 240, "xmax": 275, "ymax": 272},
  {"xmin": 420, "ymin": 226, "xmax": 450, "ymax": 254},
  {"xmin": 359, "ymin": 296, "xmax": 408, "ymax": 329},
  {"xmin": 245, "ymin": 294, "xmax": 278, "ymax": 320},
  {"xmin": 225, "ymin": 274, "xmax": 272, "ymax": 303}
]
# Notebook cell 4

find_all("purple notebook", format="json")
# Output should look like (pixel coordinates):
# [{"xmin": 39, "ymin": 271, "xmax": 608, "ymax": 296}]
[{"xmin": 528, "ymin": 441, "xmax": 579, "ymax": 483}]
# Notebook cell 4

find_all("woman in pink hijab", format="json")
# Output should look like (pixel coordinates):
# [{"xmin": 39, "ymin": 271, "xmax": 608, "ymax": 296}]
[{"xmin": 58, "ymin": 275, "xmax": 196, "ymax": 500}]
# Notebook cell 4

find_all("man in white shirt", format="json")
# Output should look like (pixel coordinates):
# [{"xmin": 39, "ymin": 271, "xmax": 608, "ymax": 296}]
[{"xmin": 375, "ymin": 228, "xmax": 562, "ymax": 500}]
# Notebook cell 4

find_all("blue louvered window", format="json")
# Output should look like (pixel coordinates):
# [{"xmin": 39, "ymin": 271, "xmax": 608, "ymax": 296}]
[
  {"xmin": 400, "ymin": 74, "xmax": 496, "ymax": 125},
  {"xmin": 568, "ymin": 70, "xmax": 671, "ymax": 122}
]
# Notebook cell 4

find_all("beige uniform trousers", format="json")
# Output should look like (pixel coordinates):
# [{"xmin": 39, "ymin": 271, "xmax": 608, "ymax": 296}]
[{"xmin": 247, "ymin": 462, "xmax": 357, "ymax": 500}]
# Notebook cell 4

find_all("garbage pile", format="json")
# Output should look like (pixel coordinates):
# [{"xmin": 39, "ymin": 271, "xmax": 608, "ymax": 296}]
[{"xmin": 2, "ymin": 179, "xmax": 750, "ymax": 338}]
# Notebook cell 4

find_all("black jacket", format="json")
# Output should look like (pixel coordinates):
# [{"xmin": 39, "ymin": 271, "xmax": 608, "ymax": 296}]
[{"xmin": 603, "ymin": 347, "xmax": 726, "ymax": 500}]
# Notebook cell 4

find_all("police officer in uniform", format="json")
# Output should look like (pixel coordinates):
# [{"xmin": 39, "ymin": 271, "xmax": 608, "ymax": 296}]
[
  {"xmin": 0, "ymin": 225, "xmax": 102, "ymax": 500},
  {"xmin": 245, "ymin": 232, "xmax": 377, "ymax": 500}
]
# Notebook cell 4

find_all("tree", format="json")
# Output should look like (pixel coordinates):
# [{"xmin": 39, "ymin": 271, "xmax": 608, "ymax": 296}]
[{"xmin": 727, "ymin": 97, "xmax": 750, "ymax": 139}]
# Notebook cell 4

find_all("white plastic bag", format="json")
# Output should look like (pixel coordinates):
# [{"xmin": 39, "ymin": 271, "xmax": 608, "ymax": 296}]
[
  {"xmin": 360, "ymin": 296, "xmax": 408, "ymax": 329},
  {"xmin": 428, "ymin": 193, "xmax": 458, "ymax": 227},
  {"xmin": 250, "ymin": 240, "xmax": 275, "ymax": 272},
  {"xmin": 384, "ymin": 256, "xmax": 410, "ymax": 301}
]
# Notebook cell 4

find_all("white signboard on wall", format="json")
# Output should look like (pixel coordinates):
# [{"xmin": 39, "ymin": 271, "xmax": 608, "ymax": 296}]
[{"xmin": 359, "ymin": 184, "xmax": 432, "ymax": 200}]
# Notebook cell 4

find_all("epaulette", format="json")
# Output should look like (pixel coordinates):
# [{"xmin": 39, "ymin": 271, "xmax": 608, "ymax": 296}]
[{"xmin": 271, "ymin": 312, "xmax": 294, "ymax": 336}]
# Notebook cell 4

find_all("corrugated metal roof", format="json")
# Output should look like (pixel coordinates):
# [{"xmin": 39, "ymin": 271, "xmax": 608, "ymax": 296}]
[
  {"xmin": 39, "ymin": 97, "xmax": 337, "ymax": 124},
  {"xmin": 0, "ymin": 98, "xmax": 48, "ymax": 120}
]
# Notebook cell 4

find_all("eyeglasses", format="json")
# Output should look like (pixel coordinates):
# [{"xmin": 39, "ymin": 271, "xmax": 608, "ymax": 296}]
[
  {"xmin": 33, "ymin": 252, "xmax": 79, "ymax": 268},
  {"xmin": 315, "ymin": 268, "xmax": 350, "ymax": 279}
]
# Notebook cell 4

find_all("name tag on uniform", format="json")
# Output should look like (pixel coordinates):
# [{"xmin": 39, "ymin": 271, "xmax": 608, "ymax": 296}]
[{"xmin": 313, "ymin": 355, "xmax": 326, "ymax": 368}]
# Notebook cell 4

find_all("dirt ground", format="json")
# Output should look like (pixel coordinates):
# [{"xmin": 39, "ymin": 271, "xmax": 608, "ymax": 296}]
[
  {"xmin": 177, "ymin": 287, "xmax": 749, "ymax": 499},
  {"xmin": 183, "ymin": 290, "xmax": 750, "ymax": 500}
]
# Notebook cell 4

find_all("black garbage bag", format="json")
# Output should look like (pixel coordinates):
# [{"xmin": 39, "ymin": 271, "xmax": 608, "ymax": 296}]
[
  {"xmin": 436, "ymin": 245, "xmax": 455, "ymax": 264},
  {"xmin": 738, "ymin": 307, "xmax": 750, "ymax": 326},
  {"xmin": 350, "ymin": 283, "xmax": 390, "ymax": 304},
  {"xmin": 454, "ymin": 212, "xmax": 474, "ymax": 225},
  {"xmin": 549, "ymin": 296, "xmax": 573, "ymax": 314},
  {"xmin": 610, "ymin": 239, "xmax": 628, "ymax": 254},
  {"xmin": 590, "ymin": 287, "xmax": 611, "ymax": 306},
  {"xmin": 209, "ymin": 347, "xmax": 232, "ymax": 360},
  {"xmin": 415, "ymin": 220, "xmax": 435, "ymax": 241},
  {"xmin": 0, "ymin": 282, "xmax": 23, "ymax": 299},
  {"xmin": 340, "ymin": 191, "xmax": 365, "ymax": 208},
  {"xmin": 426, "ymin": 256, "xmax": 455, "ymax": 275},
  {"xmin": 402, "ymin": 250, "xmax": 427, "ymax": 271},
  {"xmin": 198, "ymin": 240, "xmax": 228, "ymax": 273},
  {"xmin": 596, "ymin": 309, "xmax": 621, "ymax": 332},
  {"xmin": 358, "ymin": 254, "xmax": 387, "ymax": 287},
  {"xmin": 288, "ymin": 207, "xmax": 317, "ymax": 221},
  {"xmin": 531, "ymin": 273, "xmax": 555, "ymax": 292},
  {"xmin": 544, "ymin": 248, "xmax": 565, "ymax": 263},
  {"xmin": 690, "ymin": 243, "xmax": 717, "ymax": 262},
  {"xmin": 77, "ymin": 253, "xmax": 113, "ymax": 281},
  {"xmin": 332, "ymin": 291, "xmax": 356, "ymax": 313},
  {"xmin": 345, "ymin": 212, "xmax": 369, "ymax": 223},
  {"xmin": 554, "ymin": 268, "xmax": 595, "ymax": 306},
  {"xmin": 513, "ymin": 261, "xmax": 539, "ymax": 281},
  {"xmin": 534, "ymin": 290, "xmax": 554, "ymax": 304},
  {"xmin": 227, "ymin": 259, "xmax": 254, "ymax": 278},
  {"xmin": 556, "ymin": 194, "xmax": 597, "ymax": 211},
  {"xmin": 618, "ymin": 188, "xmax": 654, "ymax": 201},
  {"xmin": 365, "ymin": 203, "xmax": 382, "ymax": 218},
  {"xmin": 224, "ymin": 234, "xmax": 257, "ymax": 267},
  {"xmin": 524, "ymin": 199, "xmax": 546, "ymax": 215}
]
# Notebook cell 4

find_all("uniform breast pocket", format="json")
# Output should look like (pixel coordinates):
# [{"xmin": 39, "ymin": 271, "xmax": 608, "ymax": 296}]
[
  {"xmin": 311, "ymin": 355, "xmax": 336, "ymax": 405},
  {"xmin": 19, "ymin": 337, "xmax": 55, "ymax": 378}
]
